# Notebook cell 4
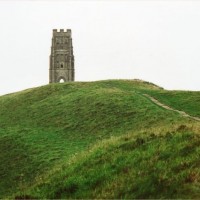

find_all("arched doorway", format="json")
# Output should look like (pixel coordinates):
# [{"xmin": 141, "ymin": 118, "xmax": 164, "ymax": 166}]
[
  {"xmin": 58, "ymin": 76, "xmax": 66, "ymax": 83},
  {"xmin": 59, "ymin": 78, "xmax": 65, "ymax": 83}
]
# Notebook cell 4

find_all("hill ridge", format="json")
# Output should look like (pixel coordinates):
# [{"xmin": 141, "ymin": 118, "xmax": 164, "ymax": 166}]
[
  {"xmin": 143, "ymin": 93, "xmax": 200, "ymax": 122},
  {"xmin": 0, "ymin": 79, "xmax": 199, "ymax": 198}
]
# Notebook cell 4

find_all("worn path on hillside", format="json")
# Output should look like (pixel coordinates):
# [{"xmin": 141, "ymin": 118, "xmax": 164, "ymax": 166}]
[{"xmin": 143, "ymin": 94, "xmax": 200, "ymax": 122}]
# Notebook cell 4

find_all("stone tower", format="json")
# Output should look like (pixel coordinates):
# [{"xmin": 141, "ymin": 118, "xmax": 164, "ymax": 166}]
[{"xmin": 49, "ymin": 29, "xmax": 74, "ymax": 83}]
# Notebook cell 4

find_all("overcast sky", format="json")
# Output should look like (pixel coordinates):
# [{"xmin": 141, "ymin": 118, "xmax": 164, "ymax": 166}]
[{"xmin": 0, "ymin": 0, "xmax": 200, "ymax": 95}]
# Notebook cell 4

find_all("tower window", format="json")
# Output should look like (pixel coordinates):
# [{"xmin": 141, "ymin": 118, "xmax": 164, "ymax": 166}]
[{"xmin": 61, "ymin": 64, "xmax": 64, "ymax": 68}]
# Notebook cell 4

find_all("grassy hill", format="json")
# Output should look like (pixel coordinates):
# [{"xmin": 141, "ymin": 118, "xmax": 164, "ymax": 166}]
[
  {"xmin": 0, "ymin": 80, "xmax": 199, "ymax": 198},
  {"xmin": 141, "ymin": 89, "xmax": 200, "ymax": 118}
]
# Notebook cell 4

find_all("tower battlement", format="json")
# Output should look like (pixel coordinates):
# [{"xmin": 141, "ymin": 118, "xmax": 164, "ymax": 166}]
[
  {"xmin": 53, "ymin": 29, "xmax": 71, "ymax": 35},
  {"xmin": 49, "ymin": 29, "xmax": 75, "ymax": 83}
]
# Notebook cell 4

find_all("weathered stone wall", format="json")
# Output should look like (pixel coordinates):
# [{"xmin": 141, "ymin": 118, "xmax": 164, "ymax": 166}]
[{"xmin": 49, "ymin": 29, "xmax": 75, "ymax": 83}]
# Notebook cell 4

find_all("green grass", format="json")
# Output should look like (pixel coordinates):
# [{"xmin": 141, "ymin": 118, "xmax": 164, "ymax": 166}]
[
  {"xmin": 142, "ymin": 89, "xmax": 200, "ymax": 118},
  {"xmin": 0, "ymin": 79, "xmax": 199, "ymax": 198},
  {"xmin": 21, "ymin": 127, "xmax": 200, "ymax": 199}
]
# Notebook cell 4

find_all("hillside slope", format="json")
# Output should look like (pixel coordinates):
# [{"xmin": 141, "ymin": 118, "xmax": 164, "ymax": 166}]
[
  {"xmin": 0, "ymin": 80, "xmax": 199, "ymax": 198},
  {"xmin": 142, "ymin": 89, "xmax": 200, "ymax": 118}
]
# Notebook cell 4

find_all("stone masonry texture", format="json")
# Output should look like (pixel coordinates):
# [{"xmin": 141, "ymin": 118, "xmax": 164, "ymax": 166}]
[{"xmin": 49, "ymin": 29, "xmax": 75, "ymax": 83}]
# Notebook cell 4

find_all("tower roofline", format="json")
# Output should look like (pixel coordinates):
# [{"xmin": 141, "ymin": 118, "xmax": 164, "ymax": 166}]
[{"xmin": 53, "ymin": 29, "xmax": 71, "ymax": 33}]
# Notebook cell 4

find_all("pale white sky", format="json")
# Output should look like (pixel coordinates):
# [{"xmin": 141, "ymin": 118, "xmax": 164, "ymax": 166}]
[{"xmin": 0, "ymin": 0, "xmax": 200, "ymax": 95}]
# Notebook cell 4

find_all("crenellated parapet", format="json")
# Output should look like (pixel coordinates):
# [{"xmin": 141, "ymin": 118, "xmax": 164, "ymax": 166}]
[{"xmin": 53, "ymin": 29, "xmax": 71, "ymax": 36}]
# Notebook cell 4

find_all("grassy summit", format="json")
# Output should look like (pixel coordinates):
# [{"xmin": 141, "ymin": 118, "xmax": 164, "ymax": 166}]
[{"xmin": 0, "ymin": 80, "xmax": 199, "ymax": 198}]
